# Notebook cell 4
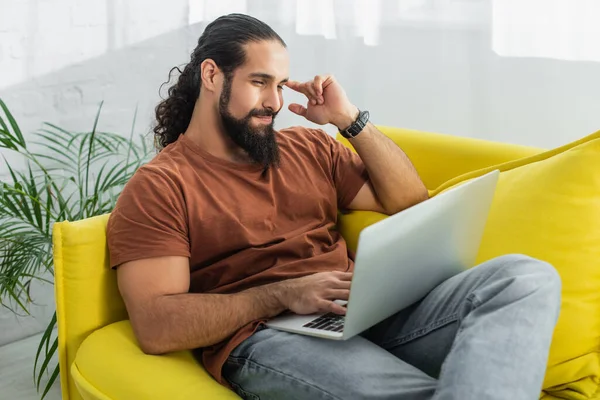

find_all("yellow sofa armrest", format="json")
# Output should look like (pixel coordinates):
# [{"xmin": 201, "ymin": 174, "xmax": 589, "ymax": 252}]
[
  {"xmin": 336, "ymin": 126, "xmax": 544, "ymax": 252},
  {"xmin": 53, "ymin": 214, "xmax": 128, "ymax": 400}
]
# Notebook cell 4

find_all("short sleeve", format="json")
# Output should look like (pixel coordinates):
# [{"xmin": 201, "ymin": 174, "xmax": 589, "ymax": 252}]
[
  {"xmin": 311, "ymin": 129, "xmax": 369, "ymax": 210},
  {"xmin": 107, "ymin": 166, "xmax": 190, "ymax": 268}
]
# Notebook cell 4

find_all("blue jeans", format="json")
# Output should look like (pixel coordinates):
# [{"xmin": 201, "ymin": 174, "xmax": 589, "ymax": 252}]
[{"xmin": 222, "ymin": 254, "xmax": 562, "ymax": 400}]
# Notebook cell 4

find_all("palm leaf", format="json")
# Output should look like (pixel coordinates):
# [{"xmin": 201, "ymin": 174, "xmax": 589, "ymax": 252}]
[
  {"xmin": 26, "ymin": 166, "xmax": 44, "ymax": 232},
  {"xmin": 0, "ymin": 279, "xmax": 30, "ymax": 314},
  {"xmin": 40, "ymin": 364, "xmax": 59, "ymax": 400},
  {"xmin": 84, "ymin": 101, "xmax": 103, "ymax": 200},
  {"xmin": 36, "ymin": 128, "xmax": 75, "ymax": 148},
  {"xmin": 35, "ymin": 336, "xmax": 57, "ymax": 391},
  {"xmin": 30, "ymin": 140, "xmax": 79, "ymax": 167},
  {"xmin": 0, "ymin": 137, "xmax": 19, "ymax": 151},
  {"xmin": 1, "ymin": 186, "xmax": 24, "ymax": 220},
  {"xmin": 1, "ymin": 178, "xmax": 52, "ymax": 234},
  {"xmin": 44, "ymin": 176, "xmax": 53, "ymax": 234},
  {"xmin": 34, "ymin": 312, "xmax": 56, "ymax": 381},
  {"xmin": 0, "ymin": 222, "xmax": 37, "ymax": 236},
  {"xmin": 0, "ymin": 109, "xmax": 10, "ymax": 134},
  {"xmin": 42, "ymin": 122, "xmax": 72, "ymax": 137},
  {"xmin": 97, "ymin": 159, "xmax": 141, "ymax": 193},
  {"xmin": 0, "ymin": 98, "xmax": 26, "ymax": 149},
  {"xmin": 0, "ymin": 237, "xmax": 51, "ymax": 313},
  {"xmin": 124, "ymin": 105, "xmax": 139, "ymax": 173}
]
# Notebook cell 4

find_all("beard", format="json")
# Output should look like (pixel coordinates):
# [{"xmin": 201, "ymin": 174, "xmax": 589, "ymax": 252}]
[{"xmin": 218, "ymin": 75, "xmax": 281, "ymax": 171}]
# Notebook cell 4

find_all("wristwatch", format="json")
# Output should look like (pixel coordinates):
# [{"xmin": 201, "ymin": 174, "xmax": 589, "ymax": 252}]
[{"xmin": 339, "ymin": 110, "xmax": 370, "ymax": 139}]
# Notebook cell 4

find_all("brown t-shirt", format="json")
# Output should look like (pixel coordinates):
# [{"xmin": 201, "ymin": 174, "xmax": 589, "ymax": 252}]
[{"xmin": 107, "ymin": 126, "xmax": 368, "ymax": 385}]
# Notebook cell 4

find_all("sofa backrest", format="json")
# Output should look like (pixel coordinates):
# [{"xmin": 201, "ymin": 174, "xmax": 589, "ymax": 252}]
[{"xmin": 337, "ymin": 126, "xmax": 542, "ymax": 191}]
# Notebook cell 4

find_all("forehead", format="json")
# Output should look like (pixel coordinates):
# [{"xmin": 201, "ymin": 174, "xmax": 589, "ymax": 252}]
[{"xmin": 239, "ymin": 40, "xmax": 289, "ymax": 79}]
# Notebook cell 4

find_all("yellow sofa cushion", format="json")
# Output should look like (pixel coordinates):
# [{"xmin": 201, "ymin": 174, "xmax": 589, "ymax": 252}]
[
  {"xmin": 74, "ymin": 320, "xmax": 240, "ymax": 400},
  {"xmin": 431, "ymin": 131, "xmax": 600, "ymax": 400}
]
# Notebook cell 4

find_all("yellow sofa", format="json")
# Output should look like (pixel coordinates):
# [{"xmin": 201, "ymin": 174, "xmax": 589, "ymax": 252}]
[{"xmin": 52, "ymin": 126, "xmax": 544, "ymax": 400}]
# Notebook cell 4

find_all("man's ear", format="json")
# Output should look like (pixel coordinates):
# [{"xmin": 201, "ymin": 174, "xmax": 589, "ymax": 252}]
[{"xmin": 200, "ymin": 59, "xmax": 221, "ymax": 92}]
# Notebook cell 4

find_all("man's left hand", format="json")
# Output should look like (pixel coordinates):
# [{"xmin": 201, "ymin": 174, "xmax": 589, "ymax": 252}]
[{"xmin": 286, "ymin": 75, "xmax": 359, "ymax": 130}]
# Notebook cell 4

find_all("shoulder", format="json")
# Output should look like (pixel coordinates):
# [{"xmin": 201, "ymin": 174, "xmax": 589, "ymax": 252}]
[
  {"xmin": 116, "ymin": 148, "xmax": 187, "ymax": 208},
  {"xmin": 108, "ymin": 151, "xmax": 189, "ymax": 236},
  {"xmin": 278, "ymin": 126, "xmax": 337, "ymax": 153},
  {"xmin": 131, "ymin": 142, "xmax": 188, "ymax": 187}
]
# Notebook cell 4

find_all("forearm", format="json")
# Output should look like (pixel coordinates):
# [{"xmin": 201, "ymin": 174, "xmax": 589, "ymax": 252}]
[
  {"xmin": 349, "ymin": 122, "xmax": 428, "ymax": 213},
  {"xmin": 135, "ymin": 283, "xmax": 286, "ymax": 354},
  {"xmin": 332, "ymin": 106, "xmax": 427, "ymax": 214}
]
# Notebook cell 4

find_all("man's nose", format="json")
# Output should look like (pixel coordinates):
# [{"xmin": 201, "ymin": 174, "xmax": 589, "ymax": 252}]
[{"xmin": 263, "ymin": 87, "xmax": 282, "ymax": 113}]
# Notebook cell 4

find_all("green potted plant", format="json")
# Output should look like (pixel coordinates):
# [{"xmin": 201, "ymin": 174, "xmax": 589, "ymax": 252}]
[{"xmin": 0, "ymin": 99, "xmax": 153, "ymax": 399}]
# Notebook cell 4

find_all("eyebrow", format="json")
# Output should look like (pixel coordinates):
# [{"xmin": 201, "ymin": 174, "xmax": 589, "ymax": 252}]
[{"xmin": 249, "ymin": 72, "xmax": 289, "ymax": 84}]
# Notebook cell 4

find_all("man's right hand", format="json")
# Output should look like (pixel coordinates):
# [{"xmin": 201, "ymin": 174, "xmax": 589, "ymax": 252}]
[{"xmin": 276, "ymin": 271, "xmax": 353, "ymax": 316}]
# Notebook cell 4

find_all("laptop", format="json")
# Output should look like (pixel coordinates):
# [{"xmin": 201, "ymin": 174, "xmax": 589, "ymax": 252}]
[{"xmin": 266, "ymin": 170, "xmax": 500, "ymax": 340}]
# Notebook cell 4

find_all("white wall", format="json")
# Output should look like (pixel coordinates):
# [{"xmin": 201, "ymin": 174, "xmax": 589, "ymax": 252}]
[{"xmin": 1, "ymin": 0, "xmax": 599, "ymax": 344}]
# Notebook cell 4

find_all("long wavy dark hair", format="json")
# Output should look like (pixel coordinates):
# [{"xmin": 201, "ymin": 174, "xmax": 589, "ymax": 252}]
[{"xmin": 153, "ymin": 14, "xmax": 286, "ymax": 151}]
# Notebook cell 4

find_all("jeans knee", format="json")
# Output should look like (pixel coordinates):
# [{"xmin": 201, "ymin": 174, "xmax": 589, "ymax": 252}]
[{"xmin": 494, "ymin": 254, "xmax": 562, "ymax": 309}]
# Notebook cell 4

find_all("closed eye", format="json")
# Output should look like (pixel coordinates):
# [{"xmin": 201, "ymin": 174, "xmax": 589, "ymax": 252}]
[{"xmin": 253, "ymin": 80, "xmax": 265, "ymax": 86}]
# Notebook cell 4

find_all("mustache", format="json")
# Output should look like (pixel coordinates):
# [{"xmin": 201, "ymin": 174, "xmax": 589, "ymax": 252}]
[{"xmin": 249, "ymin": 108, "xmax": 278, "ymax": 118}]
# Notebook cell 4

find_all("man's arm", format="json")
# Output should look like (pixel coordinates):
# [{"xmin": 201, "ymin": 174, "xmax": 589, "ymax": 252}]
[
  {"xmin": 117, "ymin": 256, "xmax": 351, "ymax": 354},
  {"xmin": 117, "ymin": 256, "xmax": 285, "ymax": 354},
  {"xmin": 286, "ymin": 75, "xmax": 428, "ymax": 216},
  {"xmin": 335, "ymin": 111, "xmax": 429, "ymax": 215}
]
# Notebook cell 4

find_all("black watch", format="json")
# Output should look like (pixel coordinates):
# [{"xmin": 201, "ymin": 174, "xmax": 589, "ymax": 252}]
[{"xmin": 339, "ymin": 110, "xmax": 370, "ymax": 139}]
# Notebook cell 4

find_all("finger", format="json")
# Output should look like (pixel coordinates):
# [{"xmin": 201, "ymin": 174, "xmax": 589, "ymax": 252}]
[
  {"xmin": 286, "ymin": 80, "xmax": 317, "ymax": 105},
  {"xmin": 333, "ymin": 271, "xmax": 354, "ymax": 281},
  {"xmin": 325, "ymin": 289, "xmax": 350, "ymax": 300},
  {"xmin": 333, "ymin": 280, "xmax": 352, "ymax": 290},
  {"xmin": 303, "ymin": 82, "xmax": 319, "ymax": 105},
  {"xmin": 285, "ymin": 80, "xmax": 303, "ymax": 92},
  {"xmin": 312, "ymin": 82, "xmax": 323, "ymax": 105},
  {"xmin": 313, "ymin": 76, "xmax": 325, "ymax": 104},
  {"xmin": 321, "ymin": 75, "xmax": 335, "ymax": 89},
  {"xmin": 317, "ymin": 299, "xmax": 347, "ymax": 315},
  {"xmin": 288, "ymin": 103, "xmax": 308, "ymax": 117},
  {"xmin": 313, "ymin": 76, "xmax": 324, "ymax": 95},
  {"xmin": 330, "ymin": 301, "xmax": 348, "ymax": 315}
]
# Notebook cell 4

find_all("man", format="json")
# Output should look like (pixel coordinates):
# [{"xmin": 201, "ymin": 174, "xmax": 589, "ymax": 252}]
[{"xmin": 107, "ymin": 13, "xmax": 561, "ymax": 400}]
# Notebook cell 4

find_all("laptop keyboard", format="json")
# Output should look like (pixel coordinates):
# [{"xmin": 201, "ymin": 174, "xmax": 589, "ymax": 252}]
[{"xmin": 302, "ymin": 312, "xmax": 345, "ymax": 332}]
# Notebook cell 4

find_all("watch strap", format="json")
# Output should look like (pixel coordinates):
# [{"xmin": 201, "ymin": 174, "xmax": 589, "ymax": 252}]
[{"xmin": 340, "ymin": 110, "xmax": 369, "ymax": 139}]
